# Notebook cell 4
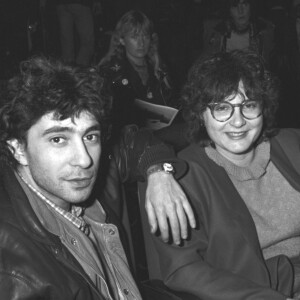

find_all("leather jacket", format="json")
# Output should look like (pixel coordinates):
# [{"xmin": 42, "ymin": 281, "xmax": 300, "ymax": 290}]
[
  {"xmin": 0, "ymin": 161, "xmax": 129, "ymax": 300},
  {"xmin": 0, "ymin": 125, "xmax": 184, "ymax": 299},
  {"xmin": 99, "ymin": 56, "xmax": 177, "ymax": 139}
]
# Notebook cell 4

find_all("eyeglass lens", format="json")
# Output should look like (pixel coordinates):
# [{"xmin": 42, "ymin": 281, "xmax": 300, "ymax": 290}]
[{"xmin": 212, "ymin": 101, "xmax": 262, "ymax": 121}]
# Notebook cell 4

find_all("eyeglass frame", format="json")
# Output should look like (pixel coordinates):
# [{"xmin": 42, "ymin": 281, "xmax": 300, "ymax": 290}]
[{"xmin": 206, "ymin": 100, "xmax": 263, "ymax": 122}]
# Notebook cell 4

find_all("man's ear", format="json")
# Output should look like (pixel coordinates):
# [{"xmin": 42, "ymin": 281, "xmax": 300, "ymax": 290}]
[{"xmin": 6, "ymin": 139, "xmax": 28, "ymax": 166}]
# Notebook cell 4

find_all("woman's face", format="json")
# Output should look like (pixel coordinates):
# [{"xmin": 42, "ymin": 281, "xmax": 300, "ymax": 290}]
[
  {"xmin": 202, "ymin": 81, "xmax": 263, "ymax": 165},
  {"xmin": 230, "ymin": 0, "xmax": 251, "ymax": 31},
  {"xmin": 120, "ymin": 30, "xmax": 151, "ymax": 62}
]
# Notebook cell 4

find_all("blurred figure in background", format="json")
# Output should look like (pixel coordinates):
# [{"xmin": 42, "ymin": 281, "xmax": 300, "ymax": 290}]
[
  {"xmin": 266, "ymin": 0, "xmax": 300, "ymax": 128},
  {"xmin": 54, "ymin": 0, "xmax": 102, "ymax": 66},
  {"xmin": 98, "ymin": 10, "xmax": 177, "ymax": 137},
  {"xmin": 201, "ymin": 0, "xmax": 274, "ymax": 67}
]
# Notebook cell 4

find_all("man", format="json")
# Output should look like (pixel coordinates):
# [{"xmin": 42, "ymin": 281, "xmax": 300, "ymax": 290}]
[
  {"xmin": 0, "ymin": 56, "xmax": 194, "ymax": 299},
  {"xmin": 201, "ymin": 0, "xmax": 274, "ymax": 66}
]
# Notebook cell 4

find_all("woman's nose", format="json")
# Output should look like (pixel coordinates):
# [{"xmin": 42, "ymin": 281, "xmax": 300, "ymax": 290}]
[{"xmin": 229, "ymin": 107, "xmax": 246, "ymax": 127}]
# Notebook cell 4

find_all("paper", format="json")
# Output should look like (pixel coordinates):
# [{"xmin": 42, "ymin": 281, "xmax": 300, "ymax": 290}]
[{"xmin": 134, "ymin": 99, "xmax": 179, "ymax": 130}]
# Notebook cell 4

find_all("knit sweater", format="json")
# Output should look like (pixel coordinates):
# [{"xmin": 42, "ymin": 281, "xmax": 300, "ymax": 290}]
[{"xmin": 206, "ymin": 141, "xmax": 300, "ymax": 260}]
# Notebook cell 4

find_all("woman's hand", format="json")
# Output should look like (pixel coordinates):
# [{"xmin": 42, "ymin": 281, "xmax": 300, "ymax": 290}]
[{"xmin": 145, "ymin": 171, "xmax": 196, "ymax": 245}]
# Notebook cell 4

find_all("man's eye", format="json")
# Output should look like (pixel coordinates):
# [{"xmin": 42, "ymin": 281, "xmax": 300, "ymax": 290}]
[
  {"xmin": 50, "ymin": 137, "xmax": 65, "ymax": 144},
  {"xmin": 84, "ymin": 134, "xmax": 100, "ymax": 142}
]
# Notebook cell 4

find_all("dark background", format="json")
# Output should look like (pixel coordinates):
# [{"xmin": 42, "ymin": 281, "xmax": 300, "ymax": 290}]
[
  {"xmin": 0, "ymin": 0, "xmax": 298, "ymax": 128},
  {"xmin": 0, "ymin": 0, "xmax": 280, "ymax": 80}
]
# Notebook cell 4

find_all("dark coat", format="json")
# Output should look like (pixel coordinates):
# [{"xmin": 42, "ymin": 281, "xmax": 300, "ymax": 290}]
[
  {"xmin": 201, "ymin": 17, "xmax": 275, "ymax": 66},
  {"xmin": 153, "ymin": 129, "xmax": 300, "ymax": 300},
  {"xmin": 99, "ymin": 56, "xmax": 176, "ymax": 139},
  {"xmin": 0, "ymin": 162, "xmax": 127, "ymax": 300}
]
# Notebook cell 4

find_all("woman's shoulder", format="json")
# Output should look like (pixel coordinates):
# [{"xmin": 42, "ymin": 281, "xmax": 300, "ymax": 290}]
[
  {"xmin": 271, "ymin": 128, "xmax": 300, "ymax": 158},
  {"xmin": 178, "ymin": 143, "xmax": 210, "ymax": 165},
  {"xmin": 272, "ymin": 128, "xmax": 300, "ymax": 144},
  {"xmin": 98, "ymin": 56, "xmax": 132, "ymax": 86}
]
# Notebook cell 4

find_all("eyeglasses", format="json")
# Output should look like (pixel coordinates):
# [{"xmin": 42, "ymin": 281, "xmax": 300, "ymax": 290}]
[{"xmin": 207, "ymin": 100, "xmax": 263, "ymax": 122}]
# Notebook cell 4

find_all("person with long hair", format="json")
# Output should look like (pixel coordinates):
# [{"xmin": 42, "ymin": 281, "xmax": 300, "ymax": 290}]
[{"xmin": 98, "ymin": 10, "xmax": 177, "ymax": 136}]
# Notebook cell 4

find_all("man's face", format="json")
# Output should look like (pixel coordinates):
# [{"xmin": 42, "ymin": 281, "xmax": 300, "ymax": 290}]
[
  {"xmin": 13, "ymin": 111, "xmax": 101, "ymax": 210},
  {"xmin": 230, "ymin": 0, "xmax": 251, "ymax": 31}
]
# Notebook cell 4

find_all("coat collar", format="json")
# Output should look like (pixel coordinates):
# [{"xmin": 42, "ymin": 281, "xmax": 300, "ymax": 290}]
[
  {"xmin": 214, "ymin": 17, "xmax": 268, "ymax": 37},
  {"xmin": 270, "ymin": 129, "xmax": 300, "ymax": 190},
  {"xmin": 0, "ymin": 163, "xmax": 60, "ymax": 246}
]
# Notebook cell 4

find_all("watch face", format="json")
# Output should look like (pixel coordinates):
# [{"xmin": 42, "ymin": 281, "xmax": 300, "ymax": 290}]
[{"xmin": 163, "ymin": 163, "xmax": 174, "ymax": 173}]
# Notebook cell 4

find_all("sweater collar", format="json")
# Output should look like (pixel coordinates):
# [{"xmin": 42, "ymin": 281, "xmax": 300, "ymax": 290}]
[{"xmin": 205, "ymin": 141, "xmax": 271, "ymax": 181}]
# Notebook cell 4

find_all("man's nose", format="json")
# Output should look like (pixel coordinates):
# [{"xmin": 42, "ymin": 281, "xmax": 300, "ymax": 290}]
[{"xmin": 71, "ymin": 142, "xmax": 92, "ymax": 168}]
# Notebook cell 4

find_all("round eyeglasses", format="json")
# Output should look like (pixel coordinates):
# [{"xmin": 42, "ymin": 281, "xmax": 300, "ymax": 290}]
[{"xmin": 207, "ymin": 100, "xmax": 263, "ymax": 122}]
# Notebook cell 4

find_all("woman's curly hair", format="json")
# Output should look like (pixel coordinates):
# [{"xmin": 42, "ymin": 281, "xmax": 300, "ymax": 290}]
[
  {"xmin": 181, "ymin": 49, "xmax": 279, "ymax": 146},
  {"xmin": 0, "ymin": 55, "xmax": 112, "ymax": 168}
]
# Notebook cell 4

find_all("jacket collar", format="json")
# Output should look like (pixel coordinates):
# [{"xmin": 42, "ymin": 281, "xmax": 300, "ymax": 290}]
[
  {"xmin": 0, "ymin": 163, "xmax": 62, "ymax": 246},
  {"xmin": 214, "ymin": 17, "xmax": 268, "ymax": 37},
  {"xmin": 270, "ymin": 129, "xmax": 300, "ymax": 190}
]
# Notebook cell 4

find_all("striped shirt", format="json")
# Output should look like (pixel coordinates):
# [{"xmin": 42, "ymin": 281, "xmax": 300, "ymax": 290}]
[{"xmin": 17, "ymin": 172, "xmax": 90, "ymax": 235}]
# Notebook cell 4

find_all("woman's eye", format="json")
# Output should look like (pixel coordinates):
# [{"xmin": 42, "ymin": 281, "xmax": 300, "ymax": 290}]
[
  {"xmin": 215, "ymin": 104, "xmax": 230, "ymax": 112},
  {"xmin": 244, "ymin": 102, "xmax": 258, "ymax": 109}
]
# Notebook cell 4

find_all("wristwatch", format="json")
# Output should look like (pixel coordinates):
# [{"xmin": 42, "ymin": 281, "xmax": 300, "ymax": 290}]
[{"xmin": 146, "ymin": 162, "xmax": 175, "ymax": 176}]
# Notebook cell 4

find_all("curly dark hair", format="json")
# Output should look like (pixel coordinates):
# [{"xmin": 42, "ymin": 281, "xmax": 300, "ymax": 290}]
[
  {"xmin": 181, "ymin": 50, "xmax": 279, "ymax": 145},
  {"xmin": 0, "ymin": 56, "xmax": 112, "ymax": 168}
]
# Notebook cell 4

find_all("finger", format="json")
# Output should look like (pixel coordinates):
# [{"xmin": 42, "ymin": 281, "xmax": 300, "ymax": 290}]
[
  {"xmin": 167, "ymin": 210, "xmax": 181, "ymax": 245},
  {"xmin": 176, "ymin": 203, "xmax": 188, "ymax": 240},
  {"xmin": 145, "ymin": 202, "xmax": 158, "ymax": 234},
  {"xmin": 156, "ymin": 212, "xmax": 170, "ymax": 243},
  {"xmin": 182, "ymin": 198, "xmax": 196, "ymax": 228}
]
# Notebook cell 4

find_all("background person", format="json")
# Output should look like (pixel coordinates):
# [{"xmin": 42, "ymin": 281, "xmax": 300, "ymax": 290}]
[
  {"xmin": 201, "ymin": 0, "xmax": 274, "ymax": 67},
  {"xmin": 150, "ymin": 49, "xmax": 300, "ymax": 300},
  {"xmin": 53, "ymin": 0, "xmax": 102, "ymax": 66},
  {"xmin": 98, "ymin": 10, "xmax": 178, "ymax": 137}
]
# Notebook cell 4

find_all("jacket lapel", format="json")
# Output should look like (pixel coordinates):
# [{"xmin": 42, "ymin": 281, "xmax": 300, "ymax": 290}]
[
  {"xmin": 271, "ymin": 129, "xmax": 300, "ymax": 191},
  {"xmin": 198, "ymin": 149, "xmax": 269, "ymax": 267}
]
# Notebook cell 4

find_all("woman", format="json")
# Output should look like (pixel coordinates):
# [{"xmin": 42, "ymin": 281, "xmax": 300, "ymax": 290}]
[
  {"xmin": 98, "ymin": 10, "xmax": 177, "ymax": 137},
  {"xmin": 151, "ymin": 50, "xmax": 300, "ymax": 300}
]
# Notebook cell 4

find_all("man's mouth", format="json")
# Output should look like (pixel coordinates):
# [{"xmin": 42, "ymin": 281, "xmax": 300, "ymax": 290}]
[{"xmin": 66, "ymin": 177, "xmax": 93, "ymax": 188}]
